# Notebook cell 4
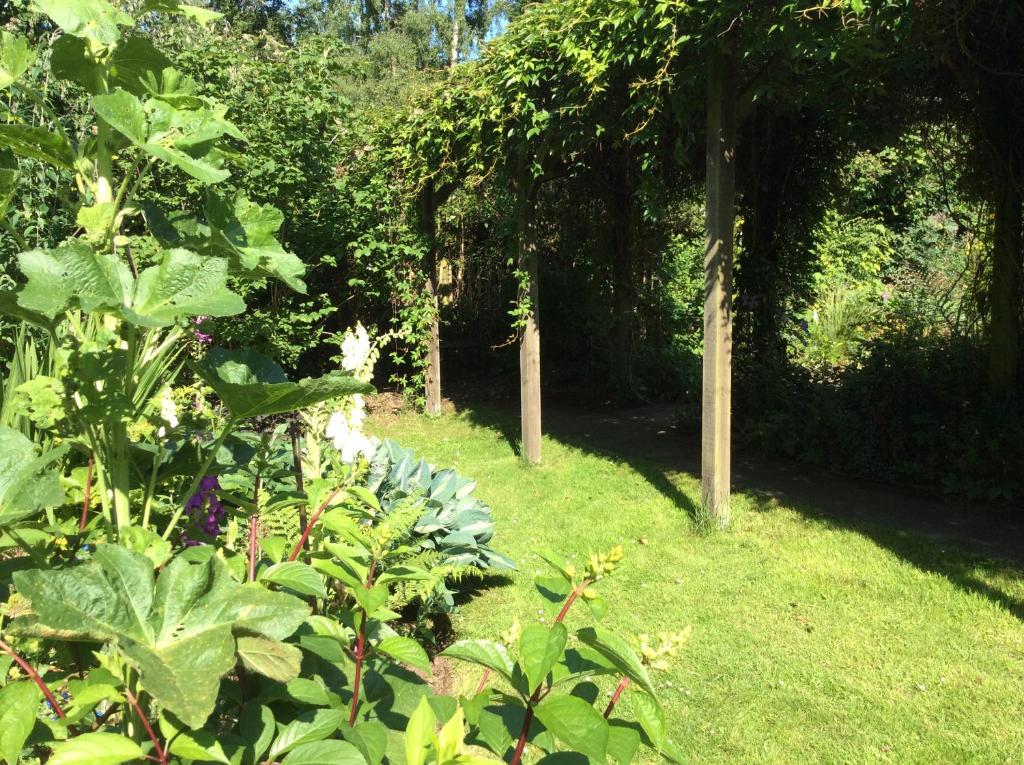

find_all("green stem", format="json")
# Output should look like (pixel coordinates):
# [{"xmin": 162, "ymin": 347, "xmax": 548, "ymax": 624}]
[
  {"xmin": 140, "ymin": 441, "xmax": 164, "ymax": 530},
  {"xmin": 1, "ymin": 218, "xmax": 27, "ymax": 250},
  {"xmin": 162, "ymin": 419, "xmax": 237, "ymax": 540}
]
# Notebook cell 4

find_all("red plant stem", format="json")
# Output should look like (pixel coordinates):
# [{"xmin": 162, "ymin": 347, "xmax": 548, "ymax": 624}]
[
  {"xmin": 124, "ymin": 688, "xmax": 166, "ymax": 765},
  {"xmin": 475, "ymin": 668, "xmax": 492, "ymax": 694},
  {"xmin": 555, "ymin": 579, "xmax": 593, "ymax": 623},
  {"xmin": 78, "ymin": 456, "xmax": 94, "ymax": 531},
  {"xmin": 247, "ymin": 515, "xmax": 259, "ymax": 583},
  {"xmin": 604, "ymin": 676, "xmax": 631, "ymax": 718},
  {"xmin": 288, "ymin": 487, "xmax": 343, "ymax": 561},
  {"xmin": 347, "ymin": 559, "xmax": 376, "ymax": 728},
  {"xmin": 0, "ymin": 638, "xmax": 77, "ymax": 734},
  {"xmin": 510, "ymin": 578, "xmax": 594, "ymax": 765}
]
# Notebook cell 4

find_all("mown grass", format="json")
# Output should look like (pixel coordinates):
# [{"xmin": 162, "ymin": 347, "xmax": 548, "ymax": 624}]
[{"xmin": 372, "ymin": 405, "xmax": 1024, "ymax": 764}]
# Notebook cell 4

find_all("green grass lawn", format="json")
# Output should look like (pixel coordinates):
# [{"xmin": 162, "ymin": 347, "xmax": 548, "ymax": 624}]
[{"xmin": 373, "ymin": 405, "xmax": 1024, "ymax": 764}]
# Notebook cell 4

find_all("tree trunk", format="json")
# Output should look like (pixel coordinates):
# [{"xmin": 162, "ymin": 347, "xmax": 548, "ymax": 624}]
[
  {"xmin": 418, "ymin": 183, "xmax": 443, "ymax": 416},
  {"xmin": 518, "ymin": 178, "xmax": 542, "ymax": 464},
  {"xmin": 989, "ymin": 171, "xmax": 1023, "ymax": 393},
  {"xmin": 608, "ymin": 152, "xmax": 636, "ymax": 391},
  {"xmin": 702, "ymin": 48, "xmax": 737, "ymax": 526},
  {"xmin": 449, "ymin": 0, "xmax": 460, "ymax": 68}
]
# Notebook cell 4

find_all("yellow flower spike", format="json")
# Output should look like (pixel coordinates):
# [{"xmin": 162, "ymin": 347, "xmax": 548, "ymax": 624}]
[
  {"xmin": 581, "ymin": 587, "xmax": 598, "ymax": 600},
  {"xmin": 607, "ymin": 544, "xmax": 625, "ymax": 563}
]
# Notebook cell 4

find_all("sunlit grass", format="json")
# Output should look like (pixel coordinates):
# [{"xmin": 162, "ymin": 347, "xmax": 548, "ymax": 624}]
[{"xmin": 373, "ymin": 405, "xmax": 1024, "ymax": 764}]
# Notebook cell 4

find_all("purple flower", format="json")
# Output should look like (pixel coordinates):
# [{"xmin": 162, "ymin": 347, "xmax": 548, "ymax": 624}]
[
  {"xmin": 193, "ymin": 316, "xmax": 213, "ymax": 344},
  {"xmin": 182, "ymin": 475, "xmax": 226, "ymax": 545}
]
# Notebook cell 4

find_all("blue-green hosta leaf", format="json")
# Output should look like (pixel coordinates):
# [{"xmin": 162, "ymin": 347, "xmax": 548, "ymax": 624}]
[
  {"xmin": 0, "ymin": 426, "xmax": 68, "ymax": 528},
  {"xmin": 11, "ymin": 548, "xmax": 309, "ymax": 728},
  {"xmin": 0, "ymin": 124, "xmax": 75, "ymax": 169},
  {"xmin": 48, "ymin": 733, "xmax": 144, "ymax": 765},
  {"xmin": 30, "ymin": 0, "xmax": 133, "ymax": 44},
  {"xmin": 519, "ymin": 623, "xmax": 567, "ymax": 694},
  {"xmin": 205, "ymin": 192, "xmax": 306, "ymax": 292},
  {"xmin": 126, "ymin": 249, "xmax": 245, "ymax": 326},
  {"xmin": 0, "ymin": 32, "xmax": 34, "ymax": 90},
  {"xmin": 17, "ymin": 241, "xmax": 131, "ymax": 318},
  {"xmin": 533, "ymin": 695, "xmax": 609, "ymax": 762},
  {"xmin": 190, "ymin": 347, "xmax": 373, "ymax": 419},
  {"xmin": 0, "ymin": 680, "xmax": 40, "ymax": 765}
]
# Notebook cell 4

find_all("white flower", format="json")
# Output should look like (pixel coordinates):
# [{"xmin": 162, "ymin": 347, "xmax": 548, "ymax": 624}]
[
  {"xmin": 326, "ymin": 410, "xmax": 375, "ymax": 464},
  {"xmin": 340, "ymin": 324, "xmax": 371, "ymax": 371},
  {"xmin": 157, "ymin": 389, "xmax": 178, "ymax": 438}
]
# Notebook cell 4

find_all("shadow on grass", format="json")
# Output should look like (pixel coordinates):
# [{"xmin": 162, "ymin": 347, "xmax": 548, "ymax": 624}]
[
  {"xmin": 441, "ymin": 394, "xmax": 1024, "ymax": 623},
  {"xmin": 745, "ymin": 490, "xmax": 1024, "ymax": 622},
  {"xmin": 453, "ymin": 398, "xmax": 701, "ymax": 520}
]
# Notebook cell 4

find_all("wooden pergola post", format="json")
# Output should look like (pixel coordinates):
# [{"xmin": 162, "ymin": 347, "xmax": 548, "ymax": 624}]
[
  {"xmin": 419, "ymin": 181, "xmax": 443, "ymax": 416},
  {"xmin": 517, "ymin": 175, "xmax": 542, "ymax": 464},
  {"xmin": 702, "ymin": 48, "xmax": 737, "ymax": 525}
]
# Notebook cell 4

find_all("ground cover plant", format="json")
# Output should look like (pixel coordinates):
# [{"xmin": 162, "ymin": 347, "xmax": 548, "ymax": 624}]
[
  {"xmin": 0, "ymin": 2, "xmax": 689, "ymax": 762},
  {"xmin": 375, "ymin": 406, "xmax": 1024, "ymax": 764}
]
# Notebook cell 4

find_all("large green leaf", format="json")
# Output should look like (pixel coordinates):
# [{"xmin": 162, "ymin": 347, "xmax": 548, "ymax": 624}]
[
  {"xmin": 17, "ymin": 241, "xmax": 130, "ymax": 319},
  {"xmin": 205, "ymin": 192, "xmax": 306, "ymax": 292},
  {"xmin": 126, "ymin": 249, "xmax": 245, "ymax": 326},
  {"xmin": 280, "ymin": 740, "xmax": 366, "ymax": 765},
  {"xmin": 48, "ymin": 733, "xmax": 144, "ymax": 765},
  {"xmin": 143, "ymin": 0, "xmax": 223, "ymax": 24},
  {"xmin": 0, "ymin": 124, "xmax": 75, "ymax": 169},
  {"xmin": 190, "ymin": 347, "xmax": 373, "ymax": 419},
  {"xmin": 109, "ymin": 36, "xmax": 173, "ymax": 95},
  {"xmin": 0, "ymin": 149, "xmax": 19, "ymax": 217},
  {"xmin": 519, "ymin": 623, "xmax": 567, "ymax": 694},
  {"xmin": 0, "ymin": 32, "xmax": 34, "ymax": 90},
  {"xmin": 0, "ymin": 681, "xmax": 40, "ymax": 765},
  {"xmin": 575, "ymin": 627, "xmax": 656, "ymax": 697},
  {"xmin": 441, "ymin": 639, "xmax": 516, "ymax": 685},
  {"xmin": 376, "ymin": 635, "xmax": 431, "ymax": 673},
  {"xmin": 259, "ymin": 561, "xmax": 328, "ymax": 598},
  {"xmin": 11, "ymin": 547, "xmax": 309, "ymax": 728},
  {"xmin": 30, "ymin": 0, "xmax": 133, "ymax": 44},
  {"xmin": 93, "ymin": 90, "xmax": 238, "ymax": 183},
  {"xmin": 236, "ymin": 636, "xmax": 302, "ymax": 683},
  {"xmin": 0, "ymin": 426, "xmax": 67, "ymax": 528},
  {"xmin": 268, "ymin": 709, "xmax": 347, "ymax": 760},
  {"xmin": 533, "ymin": 695, "xmax": 609, "ymax": 762}
]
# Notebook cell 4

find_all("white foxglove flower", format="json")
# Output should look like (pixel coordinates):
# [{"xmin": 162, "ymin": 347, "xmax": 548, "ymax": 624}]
[
  {"xmin": 157, "ymin": 389, "xmax": 179, "ymax": 438},
  {"xmin": 326, "ymin": 410, "xmax": 375, "ymax": 464},
  {"xmin": 340, "ymin": 324, "xmax": 371, "ymax": 371}
]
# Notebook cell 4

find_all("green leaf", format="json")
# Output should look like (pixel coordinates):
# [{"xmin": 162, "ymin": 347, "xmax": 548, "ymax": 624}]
[
  {"xmin": 0, "ymin": 32, "xmax": 34, "ymax": 90},
  {"xmin": 160, "ymin": 712, "xmax": 231, "ymax": 763},
  {"xmin": 76, "ymin": 202, "xmax": 117, "ymax": 245},
  {"xmin": 92, "ymin": 89, "xmax": 147, "ymax": 143},
  {"xmin": 519, "ymin": 623, "xmax": 567, "ymax": 693},
  {"xmin": 48, "ymin": 733, "xmax": 144, "ymax": 765},
  {"xmin": 259, "ymin": 561, "xmax": 328, "ymax": 598},
  {"xmin": 190, "ymin": 347, "xmax": 373, "ymax": 419},
  {"xmin": 11, "ymin": 549, "xmax": 308, "ymax": 729},
  {"xmin": 205, "ymin": 192, "xmax": 306, "ymax": 292},
  {"xmin": 17, "ymin": 241, "xmax": 131, "ymax": 319},
  {"xmin": 280, "ymin": 740, "xmax": 366, "ymax": 765},
  {"xmin": 0, "ymin": 149, "xmax": 19, "ymax": 217},
  {"xmin": 442, "ymin": 640, "xmax": 515, "ymax": 685},
  {"xmin": 109, "ymin": 36, "xmax": 173, "ymax": 95},
  {"xmin": 535, "ymin": 549, "xmax": 574, "ymax": 581},
  {"xmin": 341, "ymin": 721, "xmax": 387, "ymax": 765},
  {"xmin": 575, "ymin": 627, "xmax": 656, "ymax": 697},
  {"xmin": 143, "ymin": 0, "xmax": 223, "ymax": 24},
  {"xmin": 533, "ymin": 695, "xmax": 608, "ymax": 762},
  {"xmin": 405, "ymin": 696, "xmax": 436, "ymax": 765},
  {"xmin": 239, "ymin": 703, "xmax": 275, "ymax": 765},
  {"xmin": 30, "ymin": 0, "xmax": 133, "ymax": 43},
  {"xmin": 0, "ymin": 426, "xmax": 67, "ymax": 528},
  {"xmin": 0, "ymin": 290, "xmax": 53, "ymax": 329},
  {"xmin": 0, "ymin": 681, "xmax": 40, "ymax": 765},
  {"xmin": 236, "ymin": 636, "xmax": 302, "ymax": 683},
  {"xmin": 606, "ymin": 723, "xmax": 641, "ymax": 765},
  {"xmin": 376, "ymin": 635, "xmax": 431, "ymax": 673},
  {"xmin": 126, "ymin": 249, "xmax": 245, "ymax": 326},
  {"xmin": 269, "ymin": 709, "xmax": 346, "ymax": 760},
  {"xmin": 0, "ymin": 124, "xmax": 75, "ymax": 169}
]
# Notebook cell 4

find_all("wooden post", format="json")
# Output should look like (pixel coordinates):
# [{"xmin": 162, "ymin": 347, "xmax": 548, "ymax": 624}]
[
  {"xmin": 702, "ymin": 48, "xmax": 737, "ymax": 526},
  {"xmin": 419, "ymin": 182, "xmax": 443, "ymax": 416},
  {"xmin": 518, "ymin": 178, "xmax": 542, "ymax": 464}
]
